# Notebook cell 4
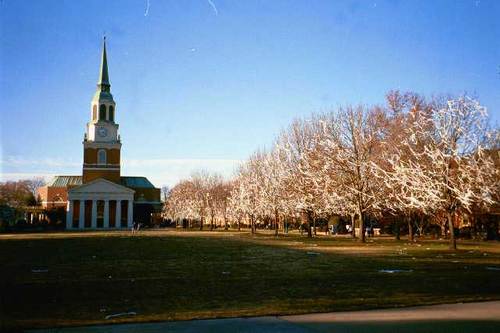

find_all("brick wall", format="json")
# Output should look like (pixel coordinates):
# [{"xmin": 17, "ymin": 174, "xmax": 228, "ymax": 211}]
[{"xmin": 37, "ymin": 186, "xmax": 68, "ymax": 209}]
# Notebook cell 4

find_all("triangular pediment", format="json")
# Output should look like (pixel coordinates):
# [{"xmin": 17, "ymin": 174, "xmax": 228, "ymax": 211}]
[{"xmin": 69, "ymin": 178, "xmax": 135, "ymax": 195}]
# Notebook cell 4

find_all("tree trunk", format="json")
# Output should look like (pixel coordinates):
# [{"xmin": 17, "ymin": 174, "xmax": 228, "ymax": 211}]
[
  {"xmin": 306, "ymin": 211, "xmax": 313, "ymax": 238},
  {"xmin": 419, "ymin": 215, "xmax": 425, "ymax": 237},
  {"xmin": 351, "ymin": 214, "xmax": 356, "ymax": 238},
  {"xmin": 199, "ymin": 216, "xmax": 203, "ymax": 231},
  {"xmin": 237, "ymin": 217, "xmax": 241, "ymax": 232},
  {"xmin": 447, "ymin": 211, "xmax": 457, "ymax": 250},
  {"xmin": 440, "ymin": 222, "xmax": 446, "ymax": 238},
  {"xmin": 210, "ymin": 215, "xmax": 214, "ymax": 231},
  {"xmin": 251, "ymin": 215, "xmax": 256, "ymax": 235},
  {"xmin": 313, "ymin": 216, "xmax": 317, "ymax": 236},
  {"xmin": 274, "ymin": 210, "xmax": 279, "ymax": 237},
  {"xmin": 407, "ymin": 216, "xmax": 414, "ymax": 242},
  {"xmin": 358, "ymin": 211, "xmax": 365, "ymax": 243}
]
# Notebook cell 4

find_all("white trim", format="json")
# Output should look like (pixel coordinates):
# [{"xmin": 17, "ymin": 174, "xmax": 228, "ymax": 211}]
[
  {"xmin": 104, "ymin": 200, "xmax": 109, "ymax": 228},
  {"xmin": 116, "ymin": 200, "xmax": 122, "ymax": 228},
  {"xmin": 91, "ymin": 200, "xmax": 97, "ymax": 228},
  {"xmin": 82, "ymin": 167, "xmax": 120, "ymax": 171},
  {"xmin": 45, "ymin": 200, "xmax": 159, "ymax": 205},
  {"xmin": 68, "ymin": 178, "xmax": 134, "ymax": 202},
  {"xmin": 70, "ymin": 193, "xmax": 133, "ymax": 201},
  {"xmin": 83, "ymin": 163, "xmax": 120, "ymax": 166},
  {"xmin": 83, "ymin": 141, "xmax": 121, "ymax": 149},
  {"xmin": 66, "ymin": 200, "xmax": 73, "ymax": 229},
  {"xmin": 127, "ymin": 200, "xmax": 133, "ymax": 228},
  {"xmin": 69, "ymin": 177, "xmax": 134, "ymax": 193}
]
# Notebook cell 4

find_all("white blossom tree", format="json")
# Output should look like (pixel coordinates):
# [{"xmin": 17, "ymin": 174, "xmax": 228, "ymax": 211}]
[
  {"xmin": 374, "ymin": 92, "xmax": 435, "ymax": 240},
  {"xmin": 231, "ymin": 161, "xmax": 261, "ymax": 234},
  {"xmin": 255, "ymin": 147, "xmax": 289, "ymax": 236},
  {"xmin": 277, "ymin": 118, "xmax": 323, "ymax": 237},
  {"xmin": 311, "ymin": 107, "xmax": 385, "ymax": 242},
  {"xmin": 384, "ymin": 97, "xmax": 498, "ymax": 249},
  {"xmin": 165, "ymin": 92, "xmax": 498, "ymax": 244}
]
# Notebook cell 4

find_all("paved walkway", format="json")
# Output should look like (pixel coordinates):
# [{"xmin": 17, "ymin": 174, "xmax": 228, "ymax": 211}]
[{"xmin": 30, "ymin": 301, "xmax": 500, "ymax": 333}]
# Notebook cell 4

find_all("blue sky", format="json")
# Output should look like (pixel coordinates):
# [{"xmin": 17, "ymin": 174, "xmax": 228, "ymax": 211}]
[{"xmin": 1, "ymin": 0, "xmax": 499, "ymax": 187}]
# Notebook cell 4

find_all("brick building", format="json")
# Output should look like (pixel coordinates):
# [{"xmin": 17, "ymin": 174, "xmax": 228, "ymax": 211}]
[{"xmin": 38, "ymin": 38, "xmax": 161, "ymax": 229}]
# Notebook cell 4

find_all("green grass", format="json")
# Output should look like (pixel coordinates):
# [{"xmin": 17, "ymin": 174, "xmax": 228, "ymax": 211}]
[{"xmin": 1, "ymin": 230, "xmax": 499, "ymax": 330}]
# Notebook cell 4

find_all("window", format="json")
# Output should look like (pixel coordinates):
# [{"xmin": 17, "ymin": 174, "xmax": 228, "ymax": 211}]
[
  {"xmin": 92, "ymin": 105, "xmax": 97, "ymax": 120},
  {"xmin": 109, "ymin": 105, "xmax": 114, "ymax": 122},
  {"xmin": 97, "ymin": 149, "xmax": 107, "ymax": 165},
  {"xmin": 99, "ymin": 104, "xmax": 106, "ymax": 121}
]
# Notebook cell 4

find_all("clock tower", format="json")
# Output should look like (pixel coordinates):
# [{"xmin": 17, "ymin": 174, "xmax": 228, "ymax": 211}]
[{"xmin": 82, "ymin": 37, "xmax": 121, "ymax": 184}]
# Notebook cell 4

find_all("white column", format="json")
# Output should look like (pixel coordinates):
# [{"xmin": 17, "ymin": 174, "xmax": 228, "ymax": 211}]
[
  {"xmin": 91, "ymin": 200, "xmax": 97, "ymax": 229},
  {"xmin": 104, "ymin": 200, "xmax": 109, "ymax": 229},
  {"xmin": 127, "ymin": 200, "xmax": 133, "ymax": 229},
  {"xmin": 78, "ymin": 199, "xmax": 85, "ymax": 229},
  {"xmin": 115, "ymin": 200, "xmax": 122, "ymax": 229},
  {"xmin": 66, "ymin": 200, "xmax": 73, "ymax": 230}
]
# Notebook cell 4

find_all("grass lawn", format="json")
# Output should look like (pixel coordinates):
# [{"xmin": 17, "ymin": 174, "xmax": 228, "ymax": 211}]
[{"xmin": 1, "ymin": 230, "xmax": 499, "ymax": 330}]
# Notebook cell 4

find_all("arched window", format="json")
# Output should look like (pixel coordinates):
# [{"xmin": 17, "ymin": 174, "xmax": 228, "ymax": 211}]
[
  {"xmin": 92, "ymin": 105, "xmax": 97, "ymax": 121},
  {"xmin": 97, "ymin": 149, "xmax": 107, "ymax": 165},
  {"xmin": 99, "ymin": 104, "xmax": 106, "ymax": 121},
  {"xmin": 109, "ymin": 105, "xmax": 114, "ymax": 122}
]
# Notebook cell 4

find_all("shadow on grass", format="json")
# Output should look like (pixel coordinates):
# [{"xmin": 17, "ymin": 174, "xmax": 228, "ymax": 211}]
[
  {"xmin": 1, "ymin": 232, "xmax": 499, "ymax": 329},
  {"xmin": 25, "ymin": 318, "xmax": 500, "ymax": 333}
]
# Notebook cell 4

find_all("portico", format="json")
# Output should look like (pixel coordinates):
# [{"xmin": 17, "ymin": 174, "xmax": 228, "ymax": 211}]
[{"xmin": 66, "ymin": 178, "xmax": 135, "ymax": 230}]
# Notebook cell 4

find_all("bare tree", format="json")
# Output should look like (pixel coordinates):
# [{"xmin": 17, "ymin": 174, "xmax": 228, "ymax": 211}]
[
  {"xmin": 165, "ymin": 92, "xmax": 498, "ymax": 246},
  {"xmin": 161, "ymin": 186, "xmax": 170, "ymax": 203},
  {"xmin": 277, "ymin": 118, "xmax": 323, "ymax": 237},
  {"xmin": 27, "ymin": 177, "xmax": 45, "ymax": 204},
  {"xmin": 383, "ymin": 97, "xmax": 497, "ymax": 249},
  {"xmin": 216, "ymin": 180, "xmax": 232, "ymax": 230},
  {"xmin": 231, "ymin": 159, "xmax": 262, "ymax": 234},
  {"xmin": 323, "ymin": 107, "xmax": 385, "ymax": 242}
]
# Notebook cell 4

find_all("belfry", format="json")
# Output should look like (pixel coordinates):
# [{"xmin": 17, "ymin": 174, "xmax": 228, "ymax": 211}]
[
  {"xmin": 37, "ymin": 38, "xmax": 162, "ymax": 229},
  {"xmin": 83, "ymin": 37, "xmax": 121, "ymax": 184}
]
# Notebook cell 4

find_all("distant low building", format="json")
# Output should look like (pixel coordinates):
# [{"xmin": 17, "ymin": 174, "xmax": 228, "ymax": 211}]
[{"xmin": 38, "ymin": 38, "xmax": 161, "ymax": 229}]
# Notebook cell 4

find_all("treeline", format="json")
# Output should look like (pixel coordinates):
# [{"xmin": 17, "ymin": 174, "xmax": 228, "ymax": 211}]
[
  {"xmin": 0, "ymin": 178, "xmax": 45, "ymax": 227},
  {"xmin": 164, "ymin": 91, "xmax": 499, "ymax": 249}
]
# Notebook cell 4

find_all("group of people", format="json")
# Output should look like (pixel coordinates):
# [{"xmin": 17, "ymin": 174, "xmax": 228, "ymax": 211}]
[{"xmin": 345, "ymin": 225, "xmax": 375, "ymax": 237}]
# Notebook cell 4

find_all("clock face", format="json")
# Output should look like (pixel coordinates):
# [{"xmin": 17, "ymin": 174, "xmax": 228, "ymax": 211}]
[{"xmin": 98, "ymin": 127, "xmax": 108, "ymax": 137}]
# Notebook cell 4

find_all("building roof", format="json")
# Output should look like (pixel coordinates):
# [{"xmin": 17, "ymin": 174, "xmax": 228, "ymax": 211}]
[
  {"xmin": 48, "ymin": 176, "xmax": 157, "ymax": 189},
  {"xmin": 48, "ymin": 176, "xmax": 82, "ymax": 187},
  {"xmin": 120, "ymin": 176, "xmax": 156, "ymax": 189}
]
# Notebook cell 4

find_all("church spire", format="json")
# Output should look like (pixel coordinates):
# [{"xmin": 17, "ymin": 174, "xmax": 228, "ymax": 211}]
[
  {"xmin": 97, "ymin": 36, "xmax": 110, "ymax": 92},
  {"xmin": 91, "ymin": 36, "xmax": 115, "ymax": 123}
]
